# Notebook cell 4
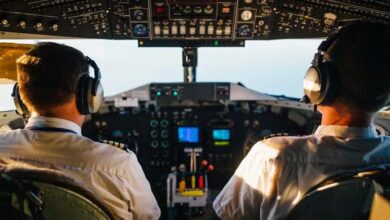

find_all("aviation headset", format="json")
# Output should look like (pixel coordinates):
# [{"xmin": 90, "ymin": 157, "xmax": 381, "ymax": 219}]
[
  {"xmin": 302, "ymin": 30, "xmax": 342, "ymax": 105},
  {"xmin": 12, "ymin": 56, "xmax": 104, "ymax": 117}
]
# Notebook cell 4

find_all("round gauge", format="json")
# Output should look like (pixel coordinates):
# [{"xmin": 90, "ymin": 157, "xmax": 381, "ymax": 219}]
[
  {"xmin": 133, "ymin": 10, "xmax": 144, "ymax": 20},
  {"xmin": 241, "ymin": 10, "xmax": 253, "ymax": 21},
  {"xmin": 116, "ymin": 6, "xmax": 124, "ymax": 13},
  {"xmin": 161, "ymin": 130, "xmax": 169, "ymax": 139},
  {"xmin": 183, "ymin": 5, "xmax": 192, "ymax": 14},
  {"xmin": 150, "ymin": 129, "xmax": 159, "ymax": 138},
  {"xmin": 161, "ymin": 141, "xmax": 170, "ymax": 148},
  {"xmin": 238, "ymin": 24, "xmax": 251, "ymax": 37},
  {"xmin": 151, "ymin": 140, "xmax": 159, "ymax": 148},
  {"xmin": 172, "ymin": 5, "xmax": 182, "ymax": 14},
  {"xmin": 150, "ymin": 120, "xmax": 159, "ymax": 128},
  {"xmin": 160, "ymin": 119, "xmax": 169, "ymax": 128},
  {"xmin": 133, "ymin": 24, "xmax": 147, "ymax": 36},
  {"xmin": 193, "ymin": 6, "xmax": 202, "ymax": 14},
  {"xmin": 244, "ymin": 0, "xmax": 253, "ymax": 3}
]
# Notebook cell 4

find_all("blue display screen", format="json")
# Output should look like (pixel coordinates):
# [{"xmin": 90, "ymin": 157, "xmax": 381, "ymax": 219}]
[
  {"xmin": 212, "ymin": 129, "xmax": 230, "ymax": 140},
  {"xmin": 178, "ymin": 127, "xmax": 199, "ymax": 143}
]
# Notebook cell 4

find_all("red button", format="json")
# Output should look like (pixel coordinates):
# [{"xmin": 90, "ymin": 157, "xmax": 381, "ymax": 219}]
[{"xmin": 155, "ymin": 6, "xmax": 165, "ymax": 14}]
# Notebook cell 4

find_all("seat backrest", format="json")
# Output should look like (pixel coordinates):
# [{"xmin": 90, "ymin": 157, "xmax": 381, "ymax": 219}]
[
  {"xmin": 0, "ymin": 169, "xmax": 114, "ymax": 220},
  {"xmin": 370, "ymin": 193, "xmax": 390, "ymax": 220},
  {"xmin": 286, "ymin": 165, "xmax": 390, "ymax": 220}
]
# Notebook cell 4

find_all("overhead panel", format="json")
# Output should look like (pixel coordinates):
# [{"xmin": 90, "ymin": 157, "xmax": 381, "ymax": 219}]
[{"xmin": 0, "ymin": 0, "xmax": 388, "ymax": 41}]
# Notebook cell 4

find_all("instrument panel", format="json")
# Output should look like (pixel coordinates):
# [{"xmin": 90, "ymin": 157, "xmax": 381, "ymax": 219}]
[
  {"xmin": 82, "ymin": 101, "xmax": 314, "ymax": 218},
  {"xmin": 1, "ymin": 0, "xmax": 389, "ymax": 218},
  {"xmin": 1, "ymin": 82, "xmax": 390, "ymax": 218},
  {"xmin": 80, "ymin": 83, "xmax": 316, "ymax": 218},
  {"xmin": 83, "ymin": 103, "xmax": 312, "ymax": 187},
  {"xmin": 78, "ymin": 82, "xmax": 390, "ymax": 218},
  {"xmin": 0, "ymin": 0, "xmax": 389, "ymax": 42}
]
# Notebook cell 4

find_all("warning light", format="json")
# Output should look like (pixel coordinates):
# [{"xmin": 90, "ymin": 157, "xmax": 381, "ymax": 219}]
[
  {"xmin": 156, "ymin": 91, "xmax": 162, "ymax": 96},
  {"xmin": 213, "ymin": 40, "xmax": 220, "ymax": 46},
  {"xmin": 222, "ymin": 7, "xmax": 230, "ymax": 14},
  {"xmin": 155, "ymin": 6, "xmax": 165, "ymax": 14},
  {"xmin": 173, "ymin": 90, "xmax": 178, "ymax": 96}
]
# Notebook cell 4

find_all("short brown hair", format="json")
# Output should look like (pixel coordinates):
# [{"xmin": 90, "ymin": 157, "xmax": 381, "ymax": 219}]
[
  {"xmin": 328, "ymin": 21, "xmax": 390, "ymax": 112},
  {"xmin": 17, "ymin": 42, "xmax": 88, "ymax": 112}
]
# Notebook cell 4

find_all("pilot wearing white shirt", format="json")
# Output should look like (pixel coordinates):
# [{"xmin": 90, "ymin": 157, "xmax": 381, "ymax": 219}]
[
  {"xmin": 0, "ymin": 42, "xmax": 160, "ymax": 220},
  {"xmin": 213, "ymin": 21, "xmax": 390, "ymax": 219}
]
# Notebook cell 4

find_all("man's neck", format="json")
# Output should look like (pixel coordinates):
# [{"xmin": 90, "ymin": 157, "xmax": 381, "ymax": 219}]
[
  {"xmin": 319, "ymin": 105, "xmax": 373, "ymax": 127},
  {"xmin": 31, "ymin": 101, "xmax": 85, "ymax": 127},
  {"xmin": 31, "ymin": 113, "xmax": 84, "ymax": 127}
]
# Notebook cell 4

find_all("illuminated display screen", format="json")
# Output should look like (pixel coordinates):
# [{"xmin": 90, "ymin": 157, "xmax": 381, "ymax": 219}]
[
  {"xmin": 212, "ymin": 129, "xmax": 230, "ymax": 140},
  {"xmin": 178, "ymin": 127, "xmax": 199, "ymax": 143}
]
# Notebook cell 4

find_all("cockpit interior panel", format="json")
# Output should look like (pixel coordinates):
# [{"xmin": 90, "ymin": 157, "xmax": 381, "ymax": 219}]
[
  {"xmin": 0, "ymin": 0, "xmax": 389, "ymax": 42},
  {"xmin": 1, "ymin": 0, "xmax": 390, "ymax": 219}
]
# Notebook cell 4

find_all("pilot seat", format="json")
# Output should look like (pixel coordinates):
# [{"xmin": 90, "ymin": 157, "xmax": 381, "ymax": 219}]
[
  {"xmin": 0, "ymin": 168, "xmax": 115, "ymax": 220},
  {"xmin": 286, "ymin": 165, "xmax": 390, "ymax": 220}
]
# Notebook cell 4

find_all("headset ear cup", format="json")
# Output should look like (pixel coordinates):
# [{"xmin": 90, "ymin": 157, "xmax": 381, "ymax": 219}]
[
  {"xmin": 11, "ymin": 83, "xmax": 29, "ymax": 117},
  {"xmin": 88, "ymin": 79, "xmax": 104, "ymax": 113},
  {"xmin": 303, "ymin": 63, "xmax": 340, "ymax": 105},
  {"xmin": 89, "ymin": 79, "xmax": 104, "ymax": 113},
  {"xmin": 303, "ymin": 67, "xmax": 323, "ymax": 105},
  {"xmin": 77, "ymin": 56, "xmax": 104, "ymax": 115},
  {"xmin": 77, "ymin": 76, "xmax": 104, "ymax": 115},
  {"xmin": 76, "ymin": 75, "xmax": 91, "ymax": 115}
]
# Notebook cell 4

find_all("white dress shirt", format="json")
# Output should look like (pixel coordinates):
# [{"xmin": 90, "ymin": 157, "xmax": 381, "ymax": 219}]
[
  {"xmin": 0, "ymin": 116, "xmax": 161, "ymax": 220},
  {"xmin": 213, "ymin": 125, "xmax": 390, "ymax": 220}
]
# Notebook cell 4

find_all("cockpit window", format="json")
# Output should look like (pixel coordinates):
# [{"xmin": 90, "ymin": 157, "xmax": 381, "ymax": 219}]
[
  {"xmin": 0, "ymin": 84, "xmax": 14, "ymax": 111},
  {"xmin": 0, "ymin": 39, "xmax": 322, "ymax": 111}
]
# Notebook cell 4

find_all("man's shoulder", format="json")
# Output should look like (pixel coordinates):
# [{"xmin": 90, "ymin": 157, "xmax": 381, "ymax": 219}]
[
  {"xmin": 0, "ymin": 129, "xmax": 136, "ymax": 169},
  {"xmin": 364, "ymin": 136, "xmax": 390, "ymax": 163},
  {"xmin": 71, "ymin": 135, "xmax": 136, "ymax": 162},
  {"xmin": 257, "ymin": 134, "xmax": 313, "ymax": 151},
  {"xmin": 0, "ymin": 128, "xmax": 22, "ymax": 135},
  {"xmin": 48, "ymin": 135, "xmax": 138, "ymax": 176},
  {"xmin": 0, "ymin": 129, "xmax": 26, "ymax": 142},
  {"xmin": 250, "ymin": 134, "xmax": 315, "ymax": 160}
]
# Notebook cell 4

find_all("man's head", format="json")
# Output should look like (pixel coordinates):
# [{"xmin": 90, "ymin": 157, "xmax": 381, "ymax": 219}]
[
  {"xmin": 309, "ymin": 21, "xmax": 390, "ymax": 113},
  {"xmin": 327, "ymin": 21, "xmax": 390, "ymax": 113},
  {"xmin": 15, "ymin": 42, "xmax": 102, "ymax": 122}
]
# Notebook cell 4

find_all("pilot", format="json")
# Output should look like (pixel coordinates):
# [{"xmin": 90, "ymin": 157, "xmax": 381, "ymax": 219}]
[
  {"xmin": 0, "ymin": 42, "xmax": 160, "ymax": 220},
  {"xmin": 213, "ymin": 20, "xmax": 390, "ymax": 219}
]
